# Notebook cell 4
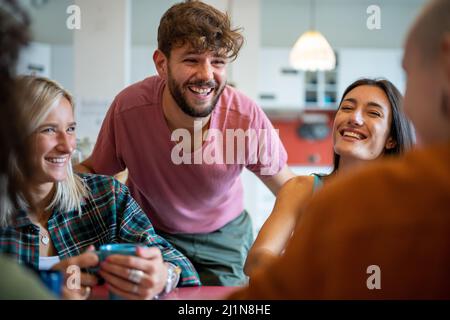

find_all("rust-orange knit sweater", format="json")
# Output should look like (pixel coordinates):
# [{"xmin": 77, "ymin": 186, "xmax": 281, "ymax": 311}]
[{"xmin": 231, "ymin": 142, "xmax": 450, "ymax": 299}]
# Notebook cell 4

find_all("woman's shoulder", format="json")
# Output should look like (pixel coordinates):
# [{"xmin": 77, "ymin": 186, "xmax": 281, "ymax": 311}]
[
  {"xmin": 278, "ymin": 175, "xmax": 315, "ymax": 198},
  {"xmin": 285, "ymin": 175, "xmax": 315, "ymax": 189},
  {"xmin": 77, "ymin": 172, "xmax": 115, "ymax": 183}
]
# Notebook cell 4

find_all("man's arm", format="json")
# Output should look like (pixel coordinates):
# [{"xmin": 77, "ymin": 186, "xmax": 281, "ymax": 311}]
[
  {"xmin": 74, "ymin": 156, "xmax": 128, "ymax": 183},
  {"xmin": 259, "ymin": 164, "xmax": 296, "ymax": 195}
]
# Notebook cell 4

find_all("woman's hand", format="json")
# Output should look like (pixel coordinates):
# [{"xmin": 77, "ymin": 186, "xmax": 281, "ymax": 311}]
[
  {"xmin": 98, "ymin": 246, "xmax": 168, "ymax": 300},
  {"xmin": 52, "ymin": 245, "xmax": 99, "ymax": 300}
]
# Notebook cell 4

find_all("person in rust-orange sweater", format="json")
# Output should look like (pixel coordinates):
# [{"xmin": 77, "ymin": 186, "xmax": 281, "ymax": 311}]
[{"xmin": 231, "ymin": 0, "xmax": 450, "ymax": 299}]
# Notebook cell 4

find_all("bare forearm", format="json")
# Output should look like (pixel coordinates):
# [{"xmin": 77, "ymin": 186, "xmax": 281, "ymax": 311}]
[
  {"xmin": 245, "ymin": 211, "xmax": 295, "ymax": 276},
  {"xmin": 245, "ymin": 176, "xmax": 315, "ymax": 276}
]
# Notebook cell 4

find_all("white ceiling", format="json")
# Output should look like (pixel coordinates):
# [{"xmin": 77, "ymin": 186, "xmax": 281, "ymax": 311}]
[
  {"xmin": 20, "ymin": 0, "xmax": 428, "ymax": 48},
  {"xmin": 261, "ymin": 0, "xmax": 427, "ymax": 48}
]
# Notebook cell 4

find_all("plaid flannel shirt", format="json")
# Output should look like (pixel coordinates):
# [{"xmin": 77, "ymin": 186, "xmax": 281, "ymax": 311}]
[{"xmin": 0, "ymin": 173, "xmax": 200, "ymax": 287}]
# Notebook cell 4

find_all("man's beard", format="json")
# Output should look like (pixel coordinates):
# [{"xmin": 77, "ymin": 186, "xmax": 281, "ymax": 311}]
[{"xmin": 167, "ymin": 69, "xmax": 225, "ymax": 118}]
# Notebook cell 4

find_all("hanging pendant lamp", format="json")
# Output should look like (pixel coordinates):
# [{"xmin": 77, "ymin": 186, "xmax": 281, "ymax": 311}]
[{"xmin": 289, "ymin": 0, "xmax": 336, "ymax": 71}]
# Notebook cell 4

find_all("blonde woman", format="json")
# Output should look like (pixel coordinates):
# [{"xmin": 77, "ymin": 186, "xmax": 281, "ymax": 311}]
[{"xmin": 0, "ymin": 76, "xmax": 200, "ymax": 300}]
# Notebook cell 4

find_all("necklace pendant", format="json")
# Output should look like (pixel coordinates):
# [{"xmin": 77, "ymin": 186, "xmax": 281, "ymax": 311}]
[{"xmin": 41, "ymin": 235, "xmax": 49, "ymax": 245}]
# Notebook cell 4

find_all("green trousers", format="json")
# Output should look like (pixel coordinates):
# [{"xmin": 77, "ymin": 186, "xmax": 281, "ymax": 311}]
[{"xmin": 156, "ymin": 211, "xmax": 254, "ymax": 286}]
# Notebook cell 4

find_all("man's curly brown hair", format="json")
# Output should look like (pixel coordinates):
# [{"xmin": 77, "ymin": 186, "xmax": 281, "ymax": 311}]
[{"xmin": 157, "ymin": 0, "xmax": 243, "ymax": 60}]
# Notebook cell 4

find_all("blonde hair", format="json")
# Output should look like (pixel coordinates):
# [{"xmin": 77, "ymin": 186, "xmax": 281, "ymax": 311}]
[{"xmin": 1, "ymin": 76, "xmax": 89, "ymax": 226}]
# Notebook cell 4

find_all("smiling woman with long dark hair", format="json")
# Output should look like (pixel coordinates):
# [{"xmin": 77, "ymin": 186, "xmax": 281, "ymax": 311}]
[
  {"xmin": 331, "ymin": 79, "xmax": 414, "ymax": 173},
  {"xmin": 245, "ymin": 78, "xmax": 415, "ymax": 276}
]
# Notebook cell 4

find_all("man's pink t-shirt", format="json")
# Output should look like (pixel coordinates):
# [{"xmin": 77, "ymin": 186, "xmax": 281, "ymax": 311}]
[{"xmin": 90, "ymin": 76, "xmax": 288, "ymax": 234}]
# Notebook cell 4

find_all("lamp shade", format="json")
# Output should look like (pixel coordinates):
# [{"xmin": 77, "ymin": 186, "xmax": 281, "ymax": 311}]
[{"xmin": 289, "ymin": 30, "xmax": 336, "ymax": 71}]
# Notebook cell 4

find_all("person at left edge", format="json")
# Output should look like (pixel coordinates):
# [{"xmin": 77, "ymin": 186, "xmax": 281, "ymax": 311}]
[{"xmin": 0, "ymin": 0, "xmax": 54, "ymax": 300}]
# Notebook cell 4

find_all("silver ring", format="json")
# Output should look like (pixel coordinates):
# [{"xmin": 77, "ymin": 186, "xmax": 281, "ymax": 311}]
[{"xmin": 128, "ymin": 269, "xmax": 144, "ymax": 284}]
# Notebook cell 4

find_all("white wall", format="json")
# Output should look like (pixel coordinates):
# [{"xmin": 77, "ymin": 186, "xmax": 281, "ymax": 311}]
[
  {"xmin": 228, "ymin": 0, "xmax": 261, "ymax": 100},
  {"xmin": 73, "ymin": 0, "xmax": 131, "ymax": 98},
  {"xmin": 337, "ymin": 48, "xmax": 405, "ymax": 96},
  {"xmin": 51, "ymin": 45, "xmax": 74, "ymax": 92},
  {"xmin": 50, "ymin": 44, "xmax": 158, "ymax": 95},
  {"xmin": 19, "ymin": 0, "xmax": 73, "ymax": 45},
  {"xmin": 130, "ymin": 45, "xmax": 158, "ymax": 84},
  {"xmin": 16, "ymin": 42, "xmax": 51, "ymax": 77},
  {"xmin": 131, "ymin": 0, "xmax": 179, "ymax": 46}
]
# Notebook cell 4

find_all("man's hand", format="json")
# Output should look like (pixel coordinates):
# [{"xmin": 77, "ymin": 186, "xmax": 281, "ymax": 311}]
[
  {"xmin": 260, "ymin": 165, "xmax": 296, "ymax": 195},
  {"xmin": 73, "ymin": 156, "xmax": 95, "ymax": 174},
  {"xmin": 52, "ymin": 245, "xmax": 99, "ymax": 300},
  {"xmin": 98, "ymin": 246, "xmax": 168, "ymax": 300}
]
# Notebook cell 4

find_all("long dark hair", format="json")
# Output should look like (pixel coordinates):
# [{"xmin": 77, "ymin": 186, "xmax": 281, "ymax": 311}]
[
  {"xmin": 331, "ymin": 78, "xmax": 414, "ymax": 173},
  {"xmin": 0, "ymin": 0, "xmax": 31, "ymax": 224}
]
